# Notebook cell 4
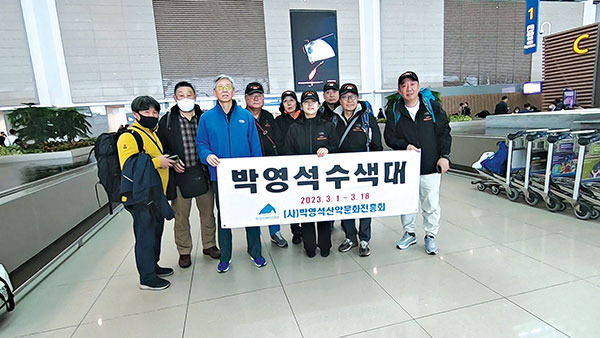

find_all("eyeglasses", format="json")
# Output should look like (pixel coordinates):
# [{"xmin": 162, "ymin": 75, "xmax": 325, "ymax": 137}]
[
  {"xmin": 216, "ymin": 84, "xmax": 233, "ymax": 91},
  {"xmin": 341, "ymin": 94, "xmax": 358, "ymax": 101}
]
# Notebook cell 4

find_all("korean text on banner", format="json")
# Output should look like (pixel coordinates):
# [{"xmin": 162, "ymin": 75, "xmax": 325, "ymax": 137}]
[{"xmin": 216, "ymin": 151, "xmax": 421, "ymax": 228}]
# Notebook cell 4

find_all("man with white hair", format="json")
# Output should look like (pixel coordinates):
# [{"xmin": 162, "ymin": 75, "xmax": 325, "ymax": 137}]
[{"xmin": 196, "ymin": 74, "xmax": 267, "ymax": 273}]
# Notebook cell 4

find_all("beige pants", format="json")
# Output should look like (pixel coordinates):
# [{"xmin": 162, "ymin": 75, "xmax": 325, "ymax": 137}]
[{"xmin": 171, "ymin": 186, "xmax": 217, "ymax": 255}]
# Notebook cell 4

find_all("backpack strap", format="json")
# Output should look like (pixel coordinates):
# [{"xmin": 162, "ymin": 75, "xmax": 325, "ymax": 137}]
[
  {"xmin": 126, "ymin": 129, "xmax": 144, "ymax": 153},
  {"xmin": 338, "ymin": 114, "xmax": 361, "ymax": 149},
  {"xmin": 361, "ymin": 107, "xmax": 372, "ymax": 151}
]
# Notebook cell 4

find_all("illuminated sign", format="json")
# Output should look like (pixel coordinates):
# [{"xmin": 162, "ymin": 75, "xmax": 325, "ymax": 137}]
[
  {"xmin": 573, "ymin": 33, "xmax": 590, "ymax": 54},
  {"xmin": 523, "ymin": 81, "xmax": 542, "ymax": 95},
  {"xmin": 524, "ymin": 0, "xmax": 540, "ymax": 54}
]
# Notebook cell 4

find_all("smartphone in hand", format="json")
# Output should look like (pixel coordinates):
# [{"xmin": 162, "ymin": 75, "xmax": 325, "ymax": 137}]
[{"xmin": 168, "ymin": 154, "xmax": 179, "ymax": 162}]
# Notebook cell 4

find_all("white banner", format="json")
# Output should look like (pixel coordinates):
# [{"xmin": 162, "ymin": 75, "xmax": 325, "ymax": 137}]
[{"xmin": 216, "ymin": 151, "xmax": 421, "ymax": 228}]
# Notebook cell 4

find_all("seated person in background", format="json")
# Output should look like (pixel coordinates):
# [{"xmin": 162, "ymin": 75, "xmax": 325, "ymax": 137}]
[
  {"xmin": 462, "ymin": 102, "xmax": 471, "ymax": 116},
  {"xmin": 513, "ymin": 107, "xmax": 520, "ymax": 114}
]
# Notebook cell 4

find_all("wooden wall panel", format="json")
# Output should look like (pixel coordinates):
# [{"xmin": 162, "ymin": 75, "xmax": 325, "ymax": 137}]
[{"xmin": 542, "ymin": 23, "xmax": 599, "ymax": 109}]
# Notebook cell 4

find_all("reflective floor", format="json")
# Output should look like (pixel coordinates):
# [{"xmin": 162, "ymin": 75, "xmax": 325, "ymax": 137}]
[{"xmin": 1, "ymin": 173, "xmax": 600, "ymax": 338}]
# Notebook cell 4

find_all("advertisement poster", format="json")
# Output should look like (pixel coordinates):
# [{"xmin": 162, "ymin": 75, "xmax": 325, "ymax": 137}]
[
  {"xmin": 290, "ymin": 10, "xmax": 340, "ymax": 92},
  {"xmin": 216, "ymin": 151, "xmax": 421, "ymax": 228}
]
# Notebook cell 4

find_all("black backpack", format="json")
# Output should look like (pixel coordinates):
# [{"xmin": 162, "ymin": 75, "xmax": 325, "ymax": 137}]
[{"xmin": 94, "ymin": 130, "xmax": 143, "ymax": 213}]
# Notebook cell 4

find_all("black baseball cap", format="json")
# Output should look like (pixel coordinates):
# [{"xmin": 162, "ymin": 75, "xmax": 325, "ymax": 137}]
[
  {"xmin": 398, "ymin": 71, "xmax": 419, "ymax": 86},
  {"xmin": 245, "ymin": 82, "xmax": 264, "ymax": 95},
  {"xmin": 301, "ymin": 90, "xmax": 319, "ymax": 103},
  {"xmin": 323, "ymin": 81, "xmax": 339, "ymax": 92},
  {"xmin": 339, "ymin": 83, "xmax": 359, "ymax": 96},
  {"xmin": 281, "ymin": 90, "xmax": 297, "ymax": 101}
]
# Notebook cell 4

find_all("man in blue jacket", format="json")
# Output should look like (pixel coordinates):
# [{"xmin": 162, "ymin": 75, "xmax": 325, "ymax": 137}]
[{"xmin": 196, "ymin": 74, "xmax": 266, "ymax": 273}]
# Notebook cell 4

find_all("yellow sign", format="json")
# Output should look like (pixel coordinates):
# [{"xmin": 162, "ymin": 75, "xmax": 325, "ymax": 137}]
[{"xmin": 573, "ymin": 33, "xmax": 590, "ymax": 54}]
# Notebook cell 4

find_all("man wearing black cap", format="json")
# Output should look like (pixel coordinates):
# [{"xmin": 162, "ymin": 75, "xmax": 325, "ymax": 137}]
[
  {"xmin": 244, "ymin": 82, "xmax": 289, "ymax": 248},
  {"xmin": 283, "ymin": 90, "xmax": 339, "ymax": 257},
  {"xmin": 332, "ymin": 83, "xmax": 382, "ymax": 257},
  {"xmin": 319, "ymin": 81, "xmax": 340, "ymax": 121},
  {"xmin": 384, "ymin": 71, "xmax": 451, "ymax": 256}
]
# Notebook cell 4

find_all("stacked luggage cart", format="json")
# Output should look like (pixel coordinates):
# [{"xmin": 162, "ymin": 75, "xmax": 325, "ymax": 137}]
[{"xmin": 471, "ymin": 129, "xmax": 600, "ymax": 220}]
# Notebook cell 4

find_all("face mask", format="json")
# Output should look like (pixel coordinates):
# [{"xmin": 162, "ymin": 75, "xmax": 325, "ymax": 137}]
[
  {"xmin": 138, "ymin": 115, "xmax": 158, "ymax": 129},
  {"xmin": 177, "ymin": 98, "xmax": 195, "ymax": 112}
]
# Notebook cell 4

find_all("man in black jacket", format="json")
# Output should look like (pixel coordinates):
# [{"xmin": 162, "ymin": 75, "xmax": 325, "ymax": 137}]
[
  {"xmin": 332, "ymin": 83, "xmax": 382, "ymax": 257},
  {"xmin": 318, "ymin": 80, "xmax": 340, "ymax": 121},
  {"xmin": 157, "ymin": 81, "xmax": 219, "ymax": 269},
  {"xmin": 494, "ymin": 96, "xmax": 509, "ymax": 115},
  {"xmin": 244, "ymin": 82, "xmax": 289, "ymax": 248},
  {"xmin": 384, "ymin": 71, "xmax": 451, "ymax": 255}
]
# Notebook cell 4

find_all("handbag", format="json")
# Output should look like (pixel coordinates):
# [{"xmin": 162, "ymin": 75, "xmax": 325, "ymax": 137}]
[
  {"xmin": 0, "ymin": 264, "xmax": 15, "ymax": 312},
  {"xmin": 175, "ymin": 164, "xmax": 209, "ymax": 198}
]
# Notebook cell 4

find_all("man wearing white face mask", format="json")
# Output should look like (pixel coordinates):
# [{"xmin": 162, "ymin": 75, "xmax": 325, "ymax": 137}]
[{"xmin": 157, "ymin": 81, "xmax": 220, "ymax": 269}]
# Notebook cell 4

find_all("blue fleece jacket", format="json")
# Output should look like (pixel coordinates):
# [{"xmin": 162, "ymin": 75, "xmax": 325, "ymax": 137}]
[{"xmin": 196, "ymin": 100, "xmax": 262, "ymax": 181}]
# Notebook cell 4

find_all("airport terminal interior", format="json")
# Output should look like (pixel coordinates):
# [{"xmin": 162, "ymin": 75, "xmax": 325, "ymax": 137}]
[{"xmin": 2, "ymin": 0, "xmax": 600, "ymax": 337}]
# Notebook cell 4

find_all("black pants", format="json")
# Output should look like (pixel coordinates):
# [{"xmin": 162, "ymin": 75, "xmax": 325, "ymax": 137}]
[
  {"xmin": 128, "ymin": 205, "xmax": 164, "ymax": 283},
  {"xmin": 291, "ymin": 223, "xmax": 301, "ymax": 236},
  {"xmin": 341, "ymin": 218, "xmax": 371, "ymax": 243},
  {"xmin": 301, "ymin": 221, "xmax": 332, "ymax": 254}
]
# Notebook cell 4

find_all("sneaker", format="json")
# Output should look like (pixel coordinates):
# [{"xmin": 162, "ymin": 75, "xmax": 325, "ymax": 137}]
[
  {"xmin": 338, "ymin": 238, "xmax": 358, "ymax": 252},
  {"xmin": 306, "ymin": 249, "xmax": 316, "ymax": 258},
  {"xmin": 271, "ymin": 231, "xmax": 289, "ymax": 248},
  {"xmin": 396, "ymin": 232, "xmax": 416, "ymax": 250},
  {"xmin": 217, "ymin": 260, "xmax": 231, "ymax": 273},
  {"xmin": 359, "ymin": 241, "xmax": 371, "ymax": 257},
  {"xmin": 320, "ymin": 248, "xmax": 330, "ymax": 257},
  {"xmin": 292, "ymin": 234, "xmax": 302, "ymax": 245},
  {"xmin": 424, "ymin": 235, "xmax": 439, "ymax": 255},
  {"xmin": 250, "ymin": 256, "xmax": 267, "ymax": 268},
  {"xmin": 139, "ymin": 277, "xmax": 170, "ymax": 291},
  {"xmin": 155, "ymin": 266, "xmax": 174, "ymax": 277}
]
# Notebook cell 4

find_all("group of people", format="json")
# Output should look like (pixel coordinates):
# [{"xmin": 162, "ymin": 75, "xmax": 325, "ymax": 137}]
[
  {"xmin": 117, "ymin": 70, "xmax": 452, "ymax": 291},
  {"xmin": 0, "ymin": 129, "xmax": 18, "ymax": 147}
]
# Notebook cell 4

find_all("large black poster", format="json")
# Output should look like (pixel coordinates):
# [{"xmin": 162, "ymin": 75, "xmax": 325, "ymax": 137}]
[{"xmin": 290, "ymin": 10, "xmax": 339, "ymax": 92}]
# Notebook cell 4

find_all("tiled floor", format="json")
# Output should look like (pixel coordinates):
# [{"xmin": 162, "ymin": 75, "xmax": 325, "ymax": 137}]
[{"xmin": 1, "ymin": 173, "xmax": 600, "ymax": 338}]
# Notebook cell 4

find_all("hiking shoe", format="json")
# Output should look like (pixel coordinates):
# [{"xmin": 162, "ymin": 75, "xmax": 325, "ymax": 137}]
[
  {"xmin": 359, "ymin": 241, "xmax": 371, "ymax": 257},
  {"xmin": 178, "ymin": 254, "xmax": 191, "ymax": 268},
  {"xmin": 271, "ymin": 231, "xmax": 289, "ymax": 248},
  {"xmin": 139, "ymin": 277, "xmax": 170, "ymax": 291},
  {"xmin": 292, "ymin": 234, "xmax": 302, "ymax": 244},
  {"xmin": 338, "ymin": 238, "xmax": 357, "ymax": 252},
  {"xmin": 217, "ymin": 260, "xmax": 231, "ymax": 273},
  {"xmin": 396, "ymin": 232, "xmax": 416, "ymax": 250},
  {"xmin": 250, "ymin": 256, "xmax": 267, "ymax": 268},
  {"xmin": 424, "ymin": 235, "xmax": 439, "ymax": 255},
  {"xmin": 320, "ymin": 248, "xmax": 330, "ymax": 257},
  {"xmin": 155, "ymin": 266, "xmax": 174, "ymax": 277}
]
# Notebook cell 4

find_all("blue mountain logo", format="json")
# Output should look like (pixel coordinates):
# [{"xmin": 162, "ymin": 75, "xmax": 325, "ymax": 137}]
[{"xmin": 259, "ymin": 204, "xmax": 276, "ymax": 215}]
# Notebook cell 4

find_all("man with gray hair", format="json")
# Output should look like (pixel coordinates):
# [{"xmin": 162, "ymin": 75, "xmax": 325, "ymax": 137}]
[{"xmin": 196, "ymin": 74, "xmax": 266, "ymax": 273}]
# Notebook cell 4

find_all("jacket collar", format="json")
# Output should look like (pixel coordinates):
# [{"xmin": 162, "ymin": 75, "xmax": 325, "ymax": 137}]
[
  {"xmin": 169, "ymin": 104, "xmax": 202, "ymax": 119},
  {"xmin": 334, "ymin": 101, "xmax": 366, "ymax": 124},
  {"xmin": 215, "ymin": 100, "xmax": 238, "ymax": 116}
]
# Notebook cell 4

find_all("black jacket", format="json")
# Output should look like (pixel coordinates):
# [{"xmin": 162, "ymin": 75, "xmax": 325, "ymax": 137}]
[
  {"xmin": 157, "ymin": 105, "xmax": 210, "ymax": 200},
  {"xmin": 252, "ymin": 108, "xmax": 279, "ymax": 156},
  {"xmin": 384, "ymin": 94, "xmax": 452, "ymax": 175},
  {"xmin": 120, "ymin": 152, "xmax": 174, "ymax": 220},
  {"xmin": 318, "ymin": 101, "xmax": 339, "ymax": 122},
  {"xmin": 283, "ymin": 114, "xmax": 339, "ymax": 155},
  {"xmin": 274, "ymin": 110, "xmax": 300, "ymax": 147},
  {"xmin": 494, "ymin": 101, "xmax": 508, "ymax": 115},
  {"xmin": 332, "ymin": 101, "xmax": 383, "ymax": 153}
]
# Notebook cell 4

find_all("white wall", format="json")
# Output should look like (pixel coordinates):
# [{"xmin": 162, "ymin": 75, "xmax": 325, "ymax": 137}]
[
  {"xmin": 55, "ymin": 0, "xmax": 163, "ymax": 103},
  {"xmin": 531, "ymin": 2, "xmax": 585, "ymax": 82},
  {"xmin": 380, "ymin": 0, "xmax": 444, "ymax": 89},
  {"xmin": 0, "ymin": 0, "xmax": 37, "ymax": 106},
  {"xmin": 263, "ymin": 0, "xmax": 361, "ymax": 94}
]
